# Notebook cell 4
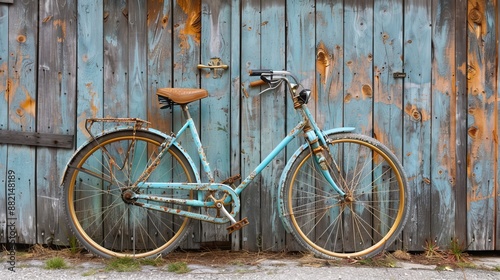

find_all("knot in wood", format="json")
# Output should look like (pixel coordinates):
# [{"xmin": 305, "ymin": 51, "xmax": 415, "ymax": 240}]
[{"xmin": 468, "ymin": 8, "xmax": 482, "ymax": 24}]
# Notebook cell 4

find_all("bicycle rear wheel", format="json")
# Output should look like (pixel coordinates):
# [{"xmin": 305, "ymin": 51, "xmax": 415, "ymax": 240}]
[
  {"xmin": 281, "ymin": 133, "xmax": 409, "ymax": 259},
  {"xmin": 63, "ymin": 129, "xmax": 196, "ymax": 258}
]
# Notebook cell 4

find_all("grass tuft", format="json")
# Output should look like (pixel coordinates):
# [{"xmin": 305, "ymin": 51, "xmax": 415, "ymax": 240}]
[
  {"xmin": 167, "ymin": 261, "xmax": 190, "ymax": 274},
  {"xmin": 105, "ymin": 257, "xmax": 141, "ymax": 272},
  {"xmin": 45, "ymin": 257, "xmax": 69, "ymax": 270}
]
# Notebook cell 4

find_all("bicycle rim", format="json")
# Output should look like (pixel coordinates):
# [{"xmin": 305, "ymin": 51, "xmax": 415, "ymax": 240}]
[
  {"xmin": 64, "ymin": 130, "xmax": 195, "ymax": 258},
  {"xmin": 284, "ymin": 133, "xmax": 408, "ymax": 258}
]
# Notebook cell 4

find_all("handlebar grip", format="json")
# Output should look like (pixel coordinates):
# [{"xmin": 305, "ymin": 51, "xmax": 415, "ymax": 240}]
[
  {"xmin": 249, "ymin": 69, "xmax": 273, "ymax": 76},
  {"xmin": 249, "ymin": 79, "xmax": 267, "ymax": 87}
]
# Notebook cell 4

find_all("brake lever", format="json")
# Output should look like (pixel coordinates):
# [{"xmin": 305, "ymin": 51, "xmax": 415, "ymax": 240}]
[{"xmin": 259, "ymin": 79, "xmax": 284, "ymax": 95}]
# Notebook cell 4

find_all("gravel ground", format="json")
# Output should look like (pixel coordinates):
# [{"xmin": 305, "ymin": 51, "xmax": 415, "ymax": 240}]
[{"xmin": 3, "ymin": 254, "xmax": 500, "ymax": 280}]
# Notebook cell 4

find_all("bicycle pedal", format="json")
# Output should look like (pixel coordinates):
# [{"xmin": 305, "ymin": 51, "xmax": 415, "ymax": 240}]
[{"xmin": 226, "ymin": 217, "xmax": 249, "ymax": 234}]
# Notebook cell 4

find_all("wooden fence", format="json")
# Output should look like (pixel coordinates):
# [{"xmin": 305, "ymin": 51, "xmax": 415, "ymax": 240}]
[{"xmin": 0, "ymin": 0, "xmax": 499, "ymax": 253}]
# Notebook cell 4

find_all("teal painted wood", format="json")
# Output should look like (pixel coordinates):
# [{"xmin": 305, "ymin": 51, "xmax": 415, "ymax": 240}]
[
  {"xmin": 260, "ymin": 0, "xmax": 286, "ymax": 252},
  {"xmin": 77, "ymin": 0, "xmax": 104, "ymax": 144},
  {"xmin": 373, "ymin": 0, "xmax": 404, "ymax": 250},
  {"xmin": 147, "ymin": 0, "xmax": 173, "ymax": 133},
  {"xmin": 128, "ymin": 0, "xmax": 147, "ymax": 120},
  {"xmin": 285, "ymin": 0, "xmax": 316, "ymax": 252},
  {"xmin": 6, "ymin": 0, "xmax": 37, "ymax": 244},
  {"xmin": 200, "ymin": 0, "xmax": 232, "ymax": 244},
  {"xmin": 315, "ymin": 0, "xmax": 344, "ymax": 130},
  {"xmin": 497, "ymin": 0, "xmax": 500, "ymax": 251},
  {"xmin": 240, "ymin": 0, "xmax": 262, "ymax": 251},
  {"xmin": 343, "ymin": 0, "xmax": 374, "ymax": 251},
  {"xmin": 36, "ymin": 0, "xmax": 76, "ymax": 245},
  {"xmin": 75, "ymin": 0, "xmax": 104, "ymax": 248},
  {"xmin": 172, "ymin": 0, "xmax": 202, "ymax": 249},
  {"xmin": 103, "ymin": 0, "xmax": 129, "ymax": 117},
  {"xmin": 229, "ymin": 0, "xmax": 242, "ymax": 251},
  {"xmin": 343, "ymin": 0, "xmax": 373, "ymax": 133},
  {"xmin": 403, "ymin": 0, "xmax": 432, "ymax": 251},
  {"xmin": 430, "ymin": 0, "xmax": 457, "ymax": 247},
  {"xmin": 466, "ymin": 0, "xmax": 497, "ymax": 251},
  {"xmin": 0, "ymin": 4, "xmax": 7, "ymax": 244}
]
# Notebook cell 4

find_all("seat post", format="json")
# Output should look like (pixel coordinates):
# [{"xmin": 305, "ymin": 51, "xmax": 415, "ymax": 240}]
[{"xmin": 180, "ymin": 104, "xmax": 192, "ymax": 120}]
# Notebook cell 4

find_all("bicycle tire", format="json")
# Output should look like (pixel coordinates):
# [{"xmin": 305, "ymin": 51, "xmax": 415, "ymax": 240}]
[
  {"xmin": 63, "ymin": 129, "xmax": 196, "ymax": 258},
  {"xmin": 281, "ymin": 133, "xmax": 409, "ymax": 259}
]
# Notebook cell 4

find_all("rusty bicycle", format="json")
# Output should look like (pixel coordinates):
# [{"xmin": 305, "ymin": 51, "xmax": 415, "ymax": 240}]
[{"xmin": 61, "ymin": 69, "xmax": 410, "ymax": 259}]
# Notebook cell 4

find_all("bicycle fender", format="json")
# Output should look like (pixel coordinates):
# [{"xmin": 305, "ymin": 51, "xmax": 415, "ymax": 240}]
[
  {"xmin": 322, "ymin": 127, "xmax": 355, "ymax": 135},
  {"xmin": 277, "ymin": 127, "xmax": 355, "ymax": 233},
  {"xmin": 60, "ymin": 127, "xmax": 201, "ymax": 186}
]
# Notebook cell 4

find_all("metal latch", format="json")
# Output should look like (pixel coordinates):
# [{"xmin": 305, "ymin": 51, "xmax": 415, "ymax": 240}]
[
  {"xmin": 393, "ymin": 72, "xmax": 406, "ymax": 78},
  {"xmin": 198, "ymin": 57, "xmax": 229, "ymax": 79}
]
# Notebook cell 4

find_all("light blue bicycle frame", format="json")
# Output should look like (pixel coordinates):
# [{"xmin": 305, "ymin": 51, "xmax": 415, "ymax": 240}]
[{"xmin": 132, "ymin": 98, "xmax": 347, "ymax": 225}]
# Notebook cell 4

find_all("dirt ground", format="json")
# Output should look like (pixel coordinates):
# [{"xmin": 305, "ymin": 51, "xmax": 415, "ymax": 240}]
[{"xmin": 2, "ymin": 245, "xmax": 500, "ymax": 280}]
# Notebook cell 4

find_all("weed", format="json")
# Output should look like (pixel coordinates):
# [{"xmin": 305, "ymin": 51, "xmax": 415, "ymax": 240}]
[
  {"xmin": 68, "ymin": 235, "xmax": 81, "ymax": 255},
  {"xmin": 105, "ymin": 257, "xmax": 141, "ymax": 272},
  {"xmin": 167, "ymin": 261, "xmax": 190, "ymax": 274},
  {"xmin": 45, "ymin": 257, "xmax": 68, "ymax": 270},
  {"xmin": 423, "ymin": 239, "xmax": 443, "ymax": 259},
  {"xmin": 449, "ymin": 238, "xmax": 465, "ymax": 262},
  {"xmin": 139, "ymin": 257, "xmax": 165, "ymax": 267}
]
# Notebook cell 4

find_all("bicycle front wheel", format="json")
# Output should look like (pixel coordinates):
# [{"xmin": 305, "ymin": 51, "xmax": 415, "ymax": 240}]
[
  {"xmin": 282, "ymin": 133, "xmax": 409, "ymax": 259},
  {"xmin": 63, "ymin": 129, "xmax": 196, "ymax": 258}
]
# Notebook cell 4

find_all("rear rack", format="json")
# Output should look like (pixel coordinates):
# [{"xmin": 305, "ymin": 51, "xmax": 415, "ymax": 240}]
[{"xmin": 85, "ymin": 118, "xmax": 151, "ymax": 139}]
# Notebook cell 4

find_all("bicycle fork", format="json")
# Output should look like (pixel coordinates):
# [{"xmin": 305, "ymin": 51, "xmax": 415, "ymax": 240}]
[{"xmin": 303, "ymin": 127, "xmax": 346, "ymax": 198}]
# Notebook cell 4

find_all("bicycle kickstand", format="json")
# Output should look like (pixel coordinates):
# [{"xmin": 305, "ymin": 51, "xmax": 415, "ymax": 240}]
[{"xmin": 215, "ymin": 201, "xmax": 249, "ymax": 234}]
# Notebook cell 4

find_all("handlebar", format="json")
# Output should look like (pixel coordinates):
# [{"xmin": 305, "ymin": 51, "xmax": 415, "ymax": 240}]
[{"xmin": 248, "ymin": 69, "xmax": 311, "ymax": 105}]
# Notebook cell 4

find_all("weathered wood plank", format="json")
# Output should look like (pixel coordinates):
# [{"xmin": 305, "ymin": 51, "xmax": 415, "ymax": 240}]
[
  {"xmin": 7, "ymin": 0, "xmax": 37, "ymax": 244},
  {"xmin": 373, "ymin": 0, "xmax": 404, "ymax": 251},
  {"xmin": 0, "ymin": 130, "xmax": 73, "ymax": 148},
  {"xmin": 77, "ymin": 0, "xmax": 104, "ymax": 144},
  {"xmin": 430, "ymin": 0, "xmax": 457, "ymax": 247},
  {"xmin": 75, "ymin": 0, "xmax": 104, "ymax": 248},
  {"xmin": 315, "ymin": 0, "xmax": 344, "ymax": 130},
  {"xmin": 454, "ymin": 0, "xmax": 468, "ymax": 248},
  {"xmin": 128, "ymin": 0, "xmax": 147, "ymax": 120},
  {"xmin": 0, "ymin": 3, "xmax": 8, "ymax": 244},
  {"xmin": 147, "ymin": 0, "xmax": 172, "ymax": 132},
  {"xmin": 403, "ymin": 0, "xmax": 432, "ymax": 251},
  {"xmin": 173, "ymin": 0, "xmax": 202, "ymax": 249},
  {"xmin": 200, "ymin": 0, "xmax": 232, "ymax": 245},
  {"xmin": 36, "ymin": 0, "xmax": 77, "ymax": 245},
  {"xmin": 285, "ymin": 0, "xmax": 316, "ymax": 252},
  {"xmin": 240, "ymin": 0, "xmax": 262, "ymax": 252},
  {"xmin": 103, "ymin": 0, "xmax": 128, "ymax": 117},
  {"xmin": 496, "ymin": 0, "xmax": 500, "ymax": 251},
  {"xmin": 259, "ymin": 0, "xmax": 286, "ymax": 252},
  {"xmin": 229, "ymin": 0, "xmax": 242, "ymax": 251},
  {"xmin": 466, "ymin": 0, "xmax": 496, "ymax": 251},
  {"xmin": 343, "ymin": 0, "xmax": 375, "ymax": 251}
]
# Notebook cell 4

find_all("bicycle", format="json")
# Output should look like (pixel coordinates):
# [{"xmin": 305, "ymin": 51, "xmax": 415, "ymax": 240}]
[{"xmin": 61, "ymin": 69, "xmax": 410, "ymax": 259}]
